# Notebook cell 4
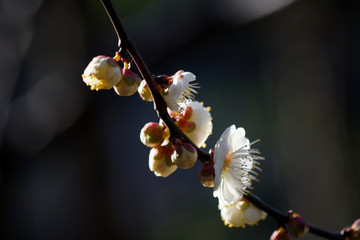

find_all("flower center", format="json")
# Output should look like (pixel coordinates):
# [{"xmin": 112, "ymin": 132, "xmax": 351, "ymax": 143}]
[{"xmin": 222, "ymin": 152, "xmax": 233, "ymax": 174}]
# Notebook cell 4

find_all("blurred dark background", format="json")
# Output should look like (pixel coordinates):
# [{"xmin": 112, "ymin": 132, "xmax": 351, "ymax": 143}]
[{"xmin": 0, "ymin": 0, "xmax": 359, "ymax": 239}]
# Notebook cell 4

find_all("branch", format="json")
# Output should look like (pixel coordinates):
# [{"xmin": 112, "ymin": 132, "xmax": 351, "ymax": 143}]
[
  {"xmin": 99, "ymin": 1, "xmax": 347, "ymax": 239},
  {"xmin": 244, "ymin": 193, "xmax": 345, "ymax": 240}
]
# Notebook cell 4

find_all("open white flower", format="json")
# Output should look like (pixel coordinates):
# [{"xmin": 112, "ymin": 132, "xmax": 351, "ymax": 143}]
[
  {"xmin": 220, "ymin": 199, "xmax": 267, "ymax": 228},
  {"xmin": 180, "ymin": 101, "xmax": 212, "ymax": 148},
  {"xmin": 82, "ymin": 55, "xmax": 122, "ymax": 90},
  {"xmin": 162, "ymin": 70, "xmax": 198, "ymax": 112},
  {"xmin": 166, "ymin": 101, "xmax": 212, "ymax": 148},
  {"xmin": 213, "ymin": 125, "xmax": 263, "ymax": 206}
]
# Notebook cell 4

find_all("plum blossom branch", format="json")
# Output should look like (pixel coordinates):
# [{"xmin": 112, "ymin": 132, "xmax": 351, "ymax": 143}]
[
  {"xmin": 98, "ymin": 1, "xmax": 352, "ymax": 239},
  {"xmin": 100, "ymin": 0, "xmax": 210, "ymax": 164}
]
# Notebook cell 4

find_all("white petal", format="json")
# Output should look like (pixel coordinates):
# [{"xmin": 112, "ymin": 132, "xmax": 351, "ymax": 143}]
[{"xmin": 230, "ymin": 127, "xmax": 249, "ymax": 151}]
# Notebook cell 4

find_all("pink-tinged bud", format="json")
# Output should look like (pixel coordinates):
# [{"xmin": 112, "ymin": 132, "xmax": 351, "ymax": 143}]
[
  {"xmin": 346, "ymin": 218, "xmax": 360, "ymax": 240},
  {"xmin": 138, "ymin": 80, "xmax": 153, "ymax": 101},
  {"xmin": 198, "ymin": 162, "xmax": 214, "ymax": 187},
  {"xmin": 82, "ymin": 55, "xmax": 122, "ymax": 90},
  {"xmin": 114, "ymin": 69, "xmax": 141, "ymax": 96},
  {"xmin": 270, "ymin": 227, "xmax": 292, "ymax": 240},
  {"xmin": 288, "ymin": 213, "xmax": 309, "ymax": 238},
  {"xmin": 149, "ymin": 145, "xmax": 177, "ymax": 177},
  {"xmin": 140, "ymin": 122, "xmax": 164, "ymax": 147},
  {"xmin": 352, "ymin": 218, "xmax": 360, "ymax": 231},
  {"xmin": 171, "ymin": 143, "xmax": 197, "ymax": 169}
]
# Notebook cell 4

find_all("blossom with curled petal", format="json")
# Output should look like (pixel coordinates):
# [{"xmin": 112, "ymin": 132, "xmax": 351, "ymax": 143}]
[
  {"xmin": 167, "ymin": 100, "xmax": 212, "ymax": 148},
  {"xmin": 162, "ymin": 70, "xmax": 198, "ymax": 112},
  {"xmin": 82, "ymin": 55, "xmax": 122, "ymax": 90},
  {"xmin": 220, "ymin": 198, "xmax": 267, "ymax": 228},
  {"xmin": 213, "ymin": 125, "xmax": 263, "ymax": 206}
]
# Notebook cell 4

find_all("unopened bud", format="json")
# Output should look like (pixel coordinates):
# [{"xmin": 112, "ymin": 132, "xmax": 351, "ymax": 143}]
[
  {"xmin": 140, "ymin": 122, "xmax": 164, "ymax": 147},
  {"xmin": 149, "ymin": 145, "xmax": 177, "ymax": 177},
  {"xmin": 198, "ymin": 162, "xmax": 214, "ymax": 187},
  {"xmin": 114, "ymin": 69, "xmax": 141, "ymax": 96},
  {"xmin": 138, "ymin": 80, "xmax": 153, "ymax": 101},
  {"xmin": 82, "ymin": 55, "xmax": 122, "ymax": 90},
  {"xmin": 288, "ymin": 212, "xmax": 309, "ymax": 238},
  {"xmin": 171, "ymin": 143, "xmax": 197, "ymax": 169},
  {"xmin": 346, "ymin": 218, "xmax": 360, "ymax": 240},
  {"xmin": 270, "ymin": 227, "xmax": 292, "ymax": 240}
]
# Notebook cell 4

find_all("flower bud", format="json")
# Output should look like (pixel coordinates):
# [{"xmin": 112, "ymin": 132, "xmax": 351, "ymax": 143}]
[
  {"xmin": 288, "ymin": 213, "xmax": 309, "ymax": 238},
  {"xmin": 352, "ymin": 218, "xmax": 360, "ymax": 228},
  {"xmin": 114, "ymin": 69, "xmax": 141, "ymax": 96},
  {"xmin": 82, "ymin": 55, "xmax": 122, "ymax": 90},
  {"xmin": 270, "ymin": 227, "xmax": 292, "ymax": 240},
  {"xmin": 138, "ymin": 80, "xmax": 153, "ymax": 101},
  {"xmin": 198, "ymin": 162, "xmax": 214, "ymax": 187},
  {"xmin": 149, "ymin": 145, "xmax": 177, "ymax": 177},
  {"xmin": 171, "ymin": 143, "xmax": 197, "ymax": 169},
  {"xmin": 140, "ymin": 122, "xmax": 164, "ymax": 147},
  {"xmin": 345, "ymin": 218, "xmax": 360, "ymax": 240}
]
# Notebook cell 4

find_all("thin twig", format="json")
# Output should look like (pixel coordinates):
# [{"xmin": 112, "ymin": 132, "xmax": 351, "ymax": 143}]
[{"xmin": 244, "ymin": 193, "xmax": 345, "ymax": 240}]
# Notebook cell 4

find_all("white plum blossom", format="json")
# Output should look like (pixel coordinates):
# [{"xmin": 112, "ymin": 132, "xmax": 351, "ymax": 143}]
[
  {"xmin": 180, "ymin": 101, "xmax": 212, "ymax": 148},
  {"xmin": 213, "ymin": 125, "xmax": 263, "ymax": 206},
  {"xmin": 220, "ymin": 199, "xmax": 267, "ymax": 228},
  {"xmin": 82, "ymin": 55, "xmax": 122, "ymax": 90},
  {"xmin": 165, "ymin": 100, "xmax": 212, "ymax": 148},
  {"xmin": 162, "ymin": 70, "xmax": 198, "ymax": 112}
]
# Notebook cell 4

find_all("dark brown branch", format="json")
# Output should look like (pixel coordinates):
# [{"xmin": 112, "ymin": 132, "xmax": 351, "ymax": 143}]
[{"xmin": 99, "ymin": 1, "xmax": 347, "ymax": 239}]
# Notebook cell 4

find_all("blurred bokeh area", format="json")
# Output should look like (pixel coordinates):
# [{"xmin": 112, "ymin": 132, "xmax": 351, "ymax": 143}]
[{"xmin": 1, "ymin": 0, "xmax": 360, "ymax": 239}]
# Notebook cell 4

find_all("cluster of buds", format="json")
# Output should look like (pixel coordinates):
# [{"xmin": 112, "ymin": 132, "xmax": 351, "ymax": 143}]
[
  {"xmin": 270, "ymin": 211, "xmax": 309, "ymax": 240},
  {"xmin": 140, "ymin": 121, "xmax": 200, "ymax": 177},
  {"xmin": 137, "ymin": 69, "xmax": 213, "ymax": 181},
  {"xmin": 82, "ymin": 58, "xmax": 214, "ymax": 182},
  {"xmin": 82, "ymin": 54, "xmax": 141, "ymax": 96}
]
